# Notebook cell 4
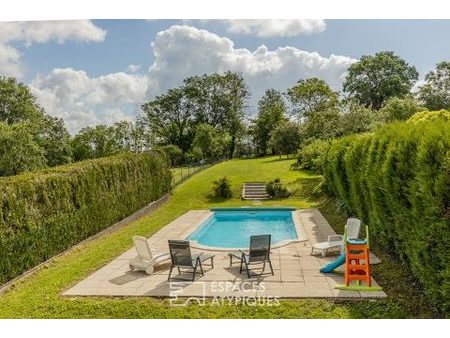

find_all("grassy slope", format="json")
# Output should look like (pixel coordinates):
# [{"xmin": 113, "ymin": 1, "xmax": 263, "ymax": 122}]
[{"xmin": 0, "ymin": 157, "xmax": 437, "ymax": 318}]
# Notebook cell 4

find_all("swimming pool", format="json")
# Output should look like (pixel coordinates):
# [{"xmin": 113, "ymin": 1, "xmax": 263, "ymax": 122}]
[{"xmin": 187, "ymin": 208, "xmax": 298, "ymax": 249}]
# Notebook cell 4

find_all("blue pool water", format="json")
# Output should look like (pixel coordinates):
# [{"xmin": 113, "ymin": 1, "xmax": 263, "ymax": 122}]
[{"xmin": 187, "ymin": 208, "xmax": 297, "ymax": 248}]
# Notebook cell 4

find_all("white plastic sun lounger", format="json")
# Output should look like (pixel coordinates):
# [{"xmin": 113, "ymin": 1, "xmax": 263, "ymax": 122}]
[
  {"xmin": 311, "ymin": 218, "xmax": 361, "ymax": 257},
  {"xmin": 129, "ymin": 235, "xmax": 170, "ymax": 274}
]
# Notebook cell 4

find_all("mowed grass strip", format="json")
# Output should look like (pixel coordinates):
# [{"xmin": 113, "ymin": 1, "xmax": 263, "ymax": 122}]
[{"xmin": 0, "ymin": 157, "xmax": 437, "ymax": 318}]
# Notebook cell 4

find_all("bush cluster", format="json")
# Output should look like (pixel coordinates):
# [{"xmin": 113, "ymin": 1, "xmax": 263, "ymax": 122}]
[
  {"xmin": 296, "ymin": 139, "xmax": 331, "ymax": 172},
  {"xmin": 0, "ymin": 151, "xmax": 171, "ymax": 284},
  {"xmin": 212, "ymin": 177, "xmax": 232, "ymax": 198},
  {"xmin": 406, "ymin": 109, "xmax": 450, "ymax": 124},
  {"xmin": 323, "ymin": 120, "xmax": 450, "ymax": 313},
  {"xmin": 266, "ymin": 178, "xmax": 290, "ymax": 198}
]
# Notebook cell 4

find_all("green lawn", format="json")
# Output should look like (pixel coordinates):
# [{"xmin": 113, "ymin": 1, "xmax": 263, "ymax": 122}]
[{"xmin": 0, "ymin": 157, "xmax": 438, "ymax": 318}]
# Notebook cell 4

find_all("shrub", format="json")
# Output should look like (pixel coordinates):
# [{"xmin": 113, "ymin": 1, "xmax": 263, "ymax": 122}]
[
  {"xmin": 407, "ymin": 109, "xmax": 450, "ymax": 124},
  {"xmin": 186, "ymin": 146, "xmax": 203, "ymax": 163},
  {"xmin": 296, "ymin": 139, "xmax": 331, "ymax": 172},
  {"xmin": 267, "ymin": 178, "xmax": 290, "ymax": 198},
  {"xmin": 323, "ymin": 120, "xmax": 450, "ymax": 313},
  {"xmin": 379, "ymin": 95, "xmax": 424, "ymax": 122},
  {"xmin": 159, "ymin": 144, "xmax": 184, "ymax": 166},
  {"xmin": 0, "ymin": 151, "xmax": 171, "ymax": 284},
  {"xmin": 212, "ymin": 177, "xmax": 232, "ymax": 198}
]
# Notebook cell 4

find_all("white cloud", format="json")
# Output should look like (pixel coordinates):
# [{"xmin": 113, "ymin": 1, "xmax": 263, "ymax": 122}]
[
  {"xmin": 146, "ymin": 25, "xmax": 354, "ymax": 100},
  {"xmin": 0, "ymin": 20, "xmax": 106, "ymax": 45},
  {"xmin": 127, "ymin": 64, "xmax": 142, "ymax": 73},
  {"xmin": 30, "ymin": 68, "xmax": 147, "ymax": 133},
  {"xmin": 0, "ymin": 20, "xmax": 105, "ymax": 78},
  {"xmin": 0, "ymin": 43, "xmax": 23, "ymax": 77},
  {"xmin": 31, "ymin": 24, "xmax": 355, "ymax": 134},
  {"xmin": 223, "ymin": 19, "xmax": 326, "ymax": 37}
]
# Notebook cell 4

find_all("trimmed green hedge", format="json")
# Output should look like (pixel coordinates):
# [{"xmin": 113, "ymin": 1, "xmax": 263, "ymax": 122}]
[
  {"xmin": 0, "ymin": 151, "xmax": 171, "ymax": 284},
  {"xmin": 323, "ymin": 121, "xmax": 450, "ymax": 313}
]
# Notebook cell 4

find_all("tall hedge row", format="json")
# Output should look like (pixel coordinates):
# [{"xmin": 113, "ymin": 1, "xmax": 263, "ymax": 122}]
[
  {"xmin": 0, "ymin": 151, "xmax": 171, "ymax": 284},
  {"xmin": 323, "ymin": 120, "xmax": 450, "ymax": 313}
]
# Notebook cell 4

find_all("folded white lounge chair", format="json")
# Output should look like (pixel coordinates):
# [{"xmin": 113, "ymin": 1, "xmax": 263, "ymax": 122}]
[
  {"xmin": 129, "ymin": 236, "xmax": 170, "ymax": 274},
  {"xmin": 311, "ymin": 218, "xmax": 361, "ymax": 257}
]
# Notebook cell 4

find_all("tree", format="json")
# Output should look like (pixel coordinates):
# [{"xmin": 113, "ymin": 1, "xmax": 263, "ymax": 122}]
[
  {"xmin": 184, "ymin": 72, "xmax": 249, "ymax": 158},
  {"xmin": 379, "ymin": 96, "xmax": 424, "ymax": 122},
  {"xmin": 35, "ymin": 115, "xmax": 72, "ymax": 167},
  {"xmin": 0, "ymin": 122, "xmax": 46, "ymax": 176},
  {"xmin": 269, "ymin": 121, "xmax": 301, "ymax": 157},
  {"xmin": 191, "ymin": 123, "xmax": 226, "ymax": 159},
  {"xmin": 142, "ymin": 72, "xmax": 250, "ymax": 158},
  {"xmin": 186, "ymin": 146, "xmax": 203, "ymax": 163},
  {"xmin": 418, "ymin": 61, "xmax": 450, "ymax": 110},
  {"xmin": 0, "ymin": 77, "xmax": 43, "ymax": 124},
  {"xmin": 71, "ymin": 122, "xmax": 134, "ymax": 161},
  {"xmin": 339, "ymin": 101, "xmax": 375, "ymax": 135},
  {"xmin": 301, "ymin": 109, "xmax": 342, "ymax": 143},
  {"xmin": 141, "ymin": 87, "xmax": 195, "ymax": 152},
  {"xmin": 252, "ymin": 89, "xmax": 287, "ymax": 156},
  {"xmin": 0, "ymin": 76, "xmax": 72, "ymax": 172},
  {"xmin": 343, "ymin": 51, "xmax": 418, "ymax": 110},
  {"xmin": 130, "ymin": 116, "xmax": 153, "ymax": 152},
  {"xmin": 158, "ymin": 144, "xmax": 184, "ymax": 166},
  {"xmin": 287, "ymin": 78, "xmax": 338, "ymax": 119}
]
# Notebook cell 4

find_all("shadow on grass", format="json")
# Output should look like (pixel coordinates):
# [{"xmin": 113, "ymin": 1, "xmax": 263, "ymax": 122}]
[
  {"xmin": 262, "ymin": 157, "xmax": 294, "ymax": 163},
  {"xmin": 206, "ymin": 193, "xmax": 232, "ymax": 204}
]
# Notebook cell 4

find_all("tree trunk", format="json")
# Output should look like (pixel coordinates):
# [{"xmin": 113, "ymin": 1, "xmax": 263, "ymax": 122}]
[{"xmin": 229, "ymin": 134, "xmax": 236, "ymax": 159}]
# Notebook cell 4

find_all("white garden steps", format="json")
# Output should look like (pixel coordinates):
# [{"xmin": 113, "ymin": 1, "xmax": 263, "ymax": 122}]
[{"xmin": 242, "ymin": 182, "xmax": 270, "ymax": 200}]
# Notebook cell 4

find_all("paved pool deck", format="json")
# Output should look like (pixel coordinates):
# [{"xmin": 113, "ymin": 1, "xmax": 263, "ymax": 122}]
[{"xmin": 64, "ymin": 209, "xmax": 386, "ymax": 299}]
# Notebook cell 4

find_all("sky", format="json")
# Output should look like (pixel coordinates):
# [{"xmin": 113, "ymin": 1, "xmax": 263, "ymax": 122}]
[{"xmin": 1, "ymin": 19, "xmax": 449, "ymax": 133}]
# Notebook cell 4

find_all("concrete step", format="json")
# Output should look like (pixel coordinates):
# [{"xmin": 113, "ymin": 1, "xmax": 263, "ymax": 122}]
[
  {"xmin": 244, "ymin": 196, "xmax": 270, "ymax": 200},
  {"xmin": 242, "ymin": 182, "xmax": 270, "ymax": 200},
  {"xmin": 244, "ymin": 193, "xmax": 270, "ymax": 197},
  {"xmin": 245, "ymin": 187, "xmax": 266, "ymax": 193}
]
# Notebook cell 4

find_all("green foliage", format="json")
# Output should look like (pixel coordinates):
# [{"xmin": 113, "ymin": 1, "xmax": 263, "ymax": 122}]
[
  {"xmin": 287, "ymin": 78, "xmax": 338, "ymax": 119},
  {"xmin": 0, "ymin": 122, "xmax": 46, "ymax": 176},
  {"xmin": 35, "ymin": 115, "xmax": 73, "ymax": 167},
  {"xmin": 212, "ymin": 177, "xmax": 232, "ymax": 198},
  {"xmin": 71, "ymin": 121, "xmax": 145, "ymax": 161},
  {"xmin": 186, "ymin": 146, "xmax": 203, "ymax": 163},
  {"xmin": 142, "ymin": 72, "xmax": 249, "ymax": 157},
  {"xmin": 270, "ymin": 121, "xmax": 302, "ymax": 156},
  {"xmin": 192, "ymin": 123, "xmax": 227, "ymax": 159},
  {"xmin": 418, "ymin": 61, "xmax": 450, "ymax": 111},
  {"xmin": 339, "ymin": 101, "xmax": 379, "ymax": 133},
  {"xmin": 379, "ymin": 96, "xmax": 424, "ymax": 122},
  {"xmin": 323, "ymin": 121, "xmax": 450, "ymax": 313},
  {"xmin": 266, "ymin": 178, "xmax": 290, "ymax": 198},
  {"xmin": 407, "ymin": 109, "xmax": 450, "ymax": 124},
  {"xmin": 0, "ymin": 76, "xmax": 44, "ymax": 124},
  {"xmin": 300, "ymin": 101, "xmax": 377, "ymax": 146},
  {"xmin": 0, "ymin": 151, "xmax": 171, "ymax": 284},
  {"xmin": 159, "ymin": 144, "xmax": 184, "ymax": 166},
  {"xmin": 343, "ymin": 51, "xmax": 419, "ymax": 110},
  {"xmin": 252, "ymin": 89, "xmax": 287, "ymax": 156},
  {"xmin": 0, "ymin": 76, "xmax": 72, "ymax": 174},
  {"xmin": 301, "ymin": 109, "xmax": 342, "ymax": 142},
  {"xmin": 296, "ymin": 139, "xmax": 331, "ymax": 172}
]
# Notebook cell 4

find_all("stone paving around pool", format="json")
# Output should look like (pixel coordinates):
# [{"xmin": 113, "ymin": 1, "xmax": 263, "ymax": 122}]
[{"xmin": 64, "ymin": 209, "xmax": 386, "ymax": 299}]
